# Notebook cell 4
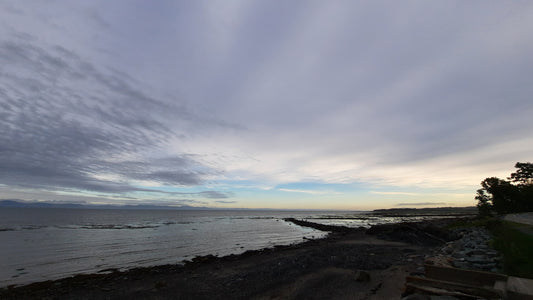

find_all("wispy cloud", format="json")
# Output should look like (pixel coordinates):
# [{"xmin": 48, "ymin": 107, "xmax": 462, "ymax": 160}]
[
  {"xmin": 215, "ymin": 200, "xmax": 238, "ymax": 204},
  {"xmin": 396, "ymin": 202, "xmax": 448, "ymax": 207},
  {"xmin": 371, "ymin": 191, "xmax": 420, "ymax": 196},
  {"xmin": 278, "ymin": 188, "xmax": 338, "ymax": 195}
]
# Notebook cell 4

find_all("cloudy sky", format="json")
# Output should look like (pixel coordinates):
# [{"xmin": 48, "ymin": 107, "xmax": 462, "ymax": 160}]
[{"xmin": 1, "ymin": 1, "xmax": 532, "ymax": 210}]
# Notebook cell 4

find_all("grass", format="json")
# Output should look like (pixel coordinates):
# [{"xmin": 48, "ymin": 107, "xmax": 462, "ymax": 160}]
[
  {"xmin": 445, "ymin": 216, "xmax": 497, "ymax": 229},
  {"xmin": 485, "ymin": 219, "xmax": 533, "ymax": 279}
]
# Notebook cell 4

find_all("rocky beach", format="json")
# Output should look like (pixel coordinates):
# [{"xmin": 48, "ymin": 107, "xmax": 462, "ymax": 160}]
[{"xmin": 0, "ymin": 216, "xmax": 480, "ymax": 300}]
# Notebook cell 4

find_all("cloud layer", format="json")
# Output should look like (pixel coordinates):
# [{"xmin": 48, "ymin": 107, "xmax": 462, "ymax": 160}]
[
  {"xmin": 0, "ymin": 29, "xmax": 224, "ymax": 202},
  {"xmin": 1, "ymin": 1, "xmax": 533, "ymax": 208}
]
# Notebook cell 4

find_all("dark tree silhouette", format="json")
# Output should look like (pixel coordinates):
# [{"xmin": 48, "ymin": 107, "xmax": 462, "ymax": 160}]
[
  {"xmin": 509, "ymin": 162, "xmax": 533, "ymax": 185},
  {"xmin": 476, "ymin": 162, "xmax": 533, "ymax": 215},
  {"xmin": 510, "ymin": 162, "xmax": 533, "ymax": 212},
  {"xmin": 475, "ymin": 188, "xmax": 492, "ymax": 217}
]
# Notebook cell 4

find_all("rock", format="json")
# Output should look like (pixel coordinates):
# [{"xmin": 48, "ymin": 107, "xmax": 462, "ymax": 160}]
[
  {"xmin": 465, "ymin": 255, "xmax": 487, "ymax": 263},
  {"xmin": 430, "ymin": 227, "xmax": 504, "ymax": 272},
  {"xmin": 452, "ymin": 251, "xmax": 466, "ymax": 258},
  {"xmin": 354, "ymin": 270, "xmax": 371, "ymax": 282},
  {"xmin": 452, "ymin": 261, "xmax": 470, "ymax": 269},
  {"xmin": 471, "ymin": 249, "xmax": 486, "ymax": 255},
  {"xmin": 475, "ymin": 262, "xmax": 497, "ymax": 270}
]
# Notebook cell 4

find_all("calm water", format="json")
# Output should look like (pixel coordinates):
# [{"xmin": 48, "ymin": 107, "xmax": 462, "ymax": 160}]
[
  {"xmin": 1, "ymin": 208, "xmax": 341, "ymax": 287},
  {"xmin": 0, "ymin": 208, "xmax": 457, "ymax": 287}
]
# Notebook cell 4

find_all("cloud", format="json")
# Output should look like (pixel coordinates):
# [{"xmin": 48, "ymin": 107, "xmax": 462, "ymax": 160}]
[
  {"xmin": 157, "ymin": 1, "xmax": 533, "ymax": 191},
  {"xmin": 135, "ymin": 198, "xmax": 209, "ymax": 207},
  {"xmin": 371, "ymin": 191, "xmax": 420, "ymax": 196},
  {"xmin": 278, "ymin": 188, "xmax": 337, "ymax": 195},
  {"xmin": 1, "ymin": 2, "xmax": 533, "ymax": 208},
  {"xmin": 0, "ymin": 35, "xmax": 223, "ymax": 196},
  {"xmin": 198, "ymin": 191, "xmax": 232, "ymax": 199},
  {"xmin": 396, "ymin": 202, "xmax": 448, "ymax": 207},
  {"xmin": 151, "ymin": 190, "xmax": 232, "ymax": 199}
]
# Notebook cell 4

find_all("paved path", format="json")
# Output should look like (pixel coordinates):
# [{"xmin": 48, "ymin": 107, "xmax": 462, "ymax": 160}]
[{"xmin": 504, "ymin": 212, "xmax": 533, "ymax": 225}]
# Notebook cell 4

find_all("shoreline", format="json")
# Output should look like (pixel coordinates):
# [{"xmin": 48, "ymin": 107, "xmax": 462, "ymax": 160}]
[{"xmin": 0, "ymin": 217, "xmax": 464, "ymax": 299}]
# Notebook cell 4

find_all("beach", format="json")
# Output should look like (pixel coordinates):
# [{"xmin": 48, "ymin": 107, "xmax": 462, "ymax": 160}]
[{"xmin": 0, "ymin": 218, "xmax": 460, "ymax": 299}]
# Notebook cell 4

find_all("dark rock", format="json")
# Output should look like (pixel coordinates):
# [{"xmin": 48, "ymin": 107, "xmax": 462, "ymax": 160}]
[
  {"xmin": 354, "ymin": 270, "xmax": 371, "ymax": 282},
  {"xmin": 366, "ymin": 222, "xmax": 454, "ymax": 246}
]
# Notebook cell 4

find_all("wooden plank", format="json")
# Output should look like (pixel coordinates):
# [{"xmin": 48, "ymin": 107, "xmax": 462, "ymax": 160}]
[
  {"xmin": 406, "ymin": 276, "xmax": 504, "ymax": 299},
  {"xmin": 404, "ymin": 283, "xmax": 481, "ymax": 300},
  {"xmin": 424, "ymin": 264, "xmax": 507, "ymax": 287}
]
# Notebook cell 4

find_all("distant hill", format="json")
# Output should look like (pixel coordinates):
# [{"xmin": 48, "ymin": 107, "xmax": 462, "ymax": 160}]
[
  {"xmin": 372, "ymin": 206, "xmax": 477, "ymax": 216},
  {"xmin": 0, "ymin": 199, "xmax": 84, "ymax": 209},
  {"xmin": 0, "ymin": 199, "xmax": 213, "ymax": 210}
]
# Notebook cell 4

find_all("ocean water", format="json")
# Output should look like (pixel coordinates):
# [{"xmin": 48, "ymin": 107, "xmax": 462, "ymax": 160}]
[
  {"xmin": 305, "ymin": 214, "xmax": 460, "ymax": 228},
  {"xmin": 0, "ymin": 207, "xmax": 460, "ymax": 287},
  {"xmin": 0, "ymin": 208, "xmax": 340, "ymax": 287}
]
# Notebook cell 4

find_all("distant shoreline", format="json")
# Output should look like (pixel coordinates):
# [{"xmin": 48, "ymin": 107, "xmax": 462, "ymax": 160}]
[{"xmin": 0, "ymin": 199, "xmax": 475, "ymax": 213}]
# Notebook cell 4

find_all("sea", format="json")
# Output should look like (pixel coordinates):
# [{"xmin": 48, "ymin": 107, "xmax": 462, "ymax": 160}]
[{"xmin": 0, "ymin": 207, "xmax": 439, "ymax": 287}]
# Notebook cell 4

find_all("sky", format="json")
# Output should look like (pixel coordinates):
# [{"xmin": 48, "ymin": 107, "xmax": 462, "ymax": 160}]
[{"xmin": 1, "ymin": 1, "xmax": 532, "ymax": 210}]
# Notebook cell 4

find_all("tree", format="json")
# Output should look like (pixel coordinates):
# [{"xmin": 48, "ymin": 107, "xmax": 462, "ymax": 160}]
[
  {"xmin": 519, "ymin": 184, "xmax": 533, "ymax": 211},
  {"xmin": 479, "ymin": 177, "xmax": 520, "ymax": 214},
  {"xmin": 509, "ymin": 162, "xmax": 533, "ymax": 212},
  {"xmin": 508, "ymin": 162, "xmax": 533, "ymax": 186},
  {"xmin": 476, "ymin": 162, "xmax": 533, "ymax": 215},
  {"xmin": 475, "ymin": 188, "xmax": 492, "ymax": 217}
]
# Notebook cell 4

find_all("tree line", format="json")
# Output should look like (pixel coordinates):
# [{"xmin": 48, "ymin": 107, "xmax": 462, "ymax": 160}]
[{"xmin": 476, "ymin": 162, "xmax": 533, "ymax": 216}]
